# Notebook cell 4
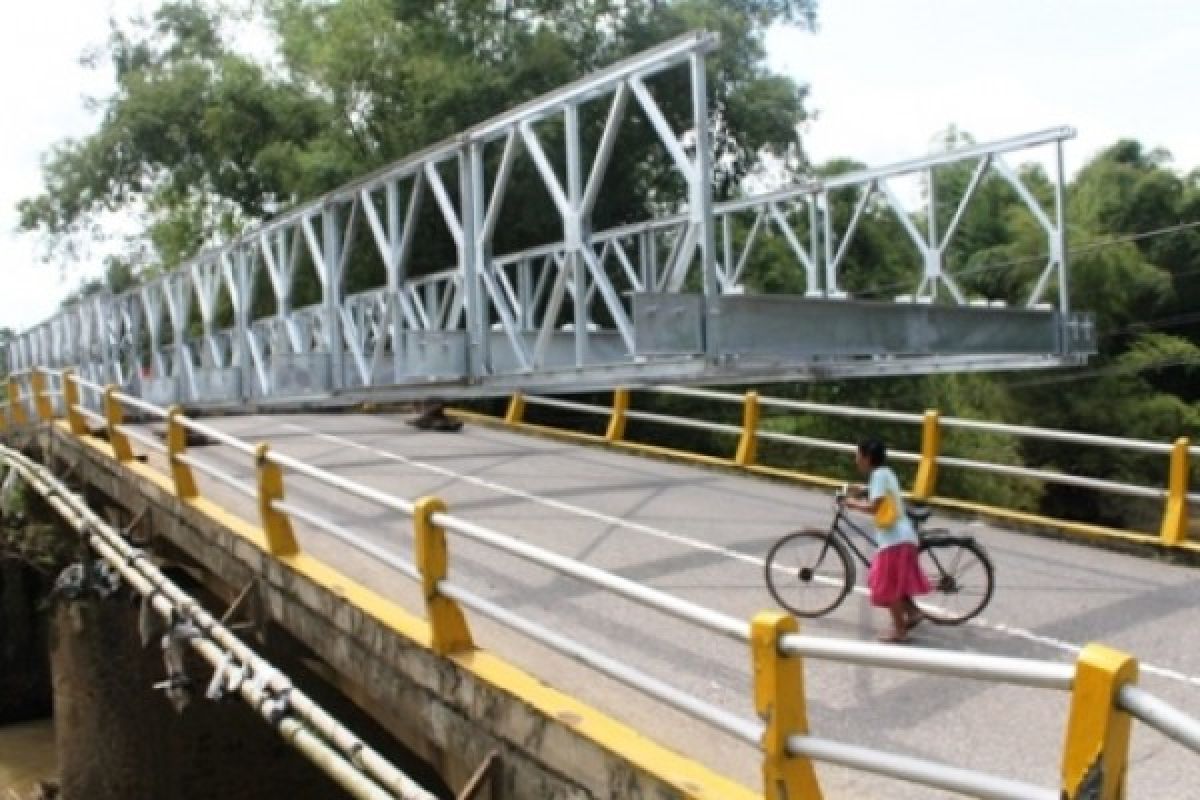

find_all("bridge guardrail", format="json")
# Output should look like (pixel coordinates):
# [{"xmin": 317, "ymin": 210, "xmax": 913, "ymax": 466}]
[
  {"xmin": 487, "ymin": 385, "xmax": 1197, "ymax": 553},
  {"xmin": 3, "ymin": 366, "xmax": 1199, "ymax": 799},
  {"xmin": 0, "ymin": 446, "xmax": 438, "ymax": 800}
]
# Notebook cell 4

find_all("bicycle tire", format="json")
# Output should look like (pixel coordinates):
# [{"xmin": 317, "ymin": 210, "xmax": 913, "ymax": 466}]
[
  {"xmin": 915, "ymin": 536, "xmax": 994, "ymax": 625},
  {"xmin": 764, "ymin": 530, "xmax": 855, "ymax": 617}
]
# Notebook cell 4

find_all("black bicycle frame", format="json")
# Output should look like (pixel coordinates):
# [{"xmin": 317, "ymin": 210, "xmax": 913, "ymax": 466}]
[{"xmin": 826, "ymin": 505, "xmax": 879, "ymax": 568}]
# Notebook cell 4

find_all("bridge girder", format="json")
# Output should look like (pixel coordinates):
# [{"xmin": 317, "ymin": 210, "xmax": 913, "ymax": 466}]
[{"xmin": 9, "ymin": 31, "xmax": 1092, "ymax": 408}]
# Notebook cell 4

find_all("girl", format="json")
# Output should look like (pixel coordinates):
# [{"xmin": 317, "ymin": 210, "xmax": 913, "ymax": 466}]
[{"xmin": 844, "ymin": 439, "xmax": 931, "ymax": 643}]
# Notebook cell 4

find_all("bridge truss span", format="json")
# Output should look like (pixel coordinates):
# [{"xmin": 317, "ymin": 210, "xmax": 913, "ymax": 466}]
[{"xmin": 9, "ymin": 31, "xmax": 1094, "ymax": 408}]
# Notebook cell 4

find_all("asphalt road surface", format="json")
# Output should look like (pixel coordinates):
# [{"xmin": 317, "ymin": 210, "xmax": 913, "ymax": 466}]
[{"xmin": 133, "ymin": 412, "xmax": 1200, "ymax": 799}]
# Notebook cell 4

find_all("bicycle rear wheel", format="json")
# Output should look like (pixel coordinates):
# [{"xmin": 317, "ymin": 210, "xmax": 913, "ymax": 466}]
[
  {"xmin": 915, "ymin": 536, "xmax": 994, "ymax": 625},
  {"xmin": 764, "ymin": 530, "xmax": 854, "ymax": 617}
]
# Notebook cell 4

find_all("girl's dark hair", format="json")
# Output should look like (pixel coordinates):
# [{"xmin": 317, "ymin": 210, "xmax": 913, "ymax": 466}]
[{"xmin": 858, "ymin": 438, "xmax": 887, "ymax": 467}]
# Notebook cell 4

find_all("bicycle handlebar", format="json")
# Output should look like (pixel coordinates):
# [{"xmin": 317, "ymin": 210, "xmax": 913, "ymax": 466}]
[{"xmin": 834, "ymin": 483, "xmax": 864, "ymax": 504}]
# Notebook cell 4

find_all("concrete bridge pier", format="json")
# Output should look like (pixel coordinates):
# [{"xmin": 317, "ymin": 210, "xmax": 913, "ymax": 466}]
[{"xmin": 48, "ymin": 586, "xmax": 453, "ymax": 800}]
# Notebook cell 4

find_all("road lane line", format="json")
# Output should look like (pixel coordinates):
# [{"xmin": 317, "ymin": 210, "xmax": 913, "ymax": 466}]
[
  {"xmin": 281, "ymin": 422, "xmax": 1200, "ymax": 688},
  {"xmin": 284, "ymin": 423, "xmax": 770, "ymax": 566}
]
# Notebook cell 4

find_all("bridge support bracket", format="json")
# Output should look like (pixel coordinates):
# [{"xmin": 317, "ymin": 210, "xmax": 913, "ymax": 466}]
[
  {"xmin": 504, "ymin": 393, "xmax": 526, "ymax": 426},
  {"xmin": 605, "ymin": 387, "xmax": 629, "ymax": 443},
  {"xmin": 62, "ymin": 370, "xmax": 88, "ymax": 436},
  {"xmin": 167, "ymin": 406, "xmax": 199, "ymax": 499},
  {"xmin": 751, "ymin": 611, "xmax": 822, "ymax": 800},
  {"xmin": 1159, "ymin": 437, "xmax": 1190, "ymax": 546},
  {"xmin": 255, "ymin": 443, "xmax": 299, "ymax": 556},
  {"xmin": 104, "ymin": 385, "xmax": 134, "ymax": 463},
  {"xmin": 415, "ymin": 495, "xmax": 475, "ymax": 655},
  {"xmin": 8, "ymin": 376, "xmax": 28, "ymax": 427},
  {"xmin": 912, "ymin": 409, "xmax": 940, "ymax": 500},
  {"xmin": 734, "ymin": 391, "xmax": 760, "ymax": 467},
  {"xmin": 1061, "ymin": 643, "xmax": 1137, "ymax": 800},
  {"xmin": 31, "ymin": 369, "xmax": 54, "ymax": 421}
]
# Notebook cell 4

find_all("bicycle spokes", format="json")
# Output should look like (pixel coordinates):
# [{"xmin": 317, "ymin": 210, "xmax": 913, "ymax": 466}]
[
  {"xmin": 764, "ymin": 531, "xmax": 854, "ymax": 618},
  {"xmin": 916, "ymin": 538, "xmax": 994, "ymax": 625}
]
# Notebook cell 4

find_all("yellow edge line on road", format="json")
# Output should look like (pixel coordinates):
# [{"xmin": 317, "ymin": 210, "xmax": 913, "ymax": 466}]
[{"xmin": 450, "ymin": 410, "xmax": 1198, "ymax": 556}]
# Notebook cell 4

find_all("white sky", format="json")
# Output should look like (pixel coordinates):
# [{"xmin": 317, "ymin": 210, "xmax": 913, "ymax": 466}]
[
  {"xmin": 766, "ymin": 0, "xmax": 1200, "ymax": 176},
  {"xmin": 2, "ymin": 0, "xmax": 1198, "ymax": 333}
]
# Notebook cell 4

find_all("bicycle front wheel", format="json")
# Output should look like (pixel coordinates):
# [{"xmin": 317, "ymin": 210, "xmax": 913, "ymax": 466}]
[
  {"xmin": 915, "ymin": 536, "xmax": 994, "ymax": 625},
  {"xmin": 764, "ymin": 530, "xmax": 854, "ymax": 617}
]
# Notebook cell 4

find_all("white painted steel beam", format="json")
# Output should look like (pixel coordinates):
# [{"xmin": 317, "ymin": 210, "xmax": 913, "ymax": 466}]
[{"xmin": 8, "ymin": 34, "xmax": 1087, "ymax": 404}]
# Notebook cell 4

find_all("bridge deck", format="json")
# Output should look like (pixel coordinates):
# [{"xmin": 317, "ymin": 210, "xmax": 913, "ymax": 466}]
[{"xmin": 132, "ymin": 412, "xmax": 1200, "ymax": 798}]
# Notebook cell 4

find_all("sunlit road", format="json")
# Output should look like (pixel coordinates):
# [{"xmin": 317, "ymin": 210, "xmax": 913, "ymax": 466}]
[{"xmin": 133, "ymin": 412, "xmax": 1200, "ymax": 798}]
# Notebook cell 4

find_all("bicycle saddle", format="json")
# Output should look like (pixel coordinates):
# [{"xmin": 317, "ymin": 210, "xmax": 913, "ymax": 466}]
[{"xmin": 906, "ymin": 504, "xmax": 933, "ymax": 524}]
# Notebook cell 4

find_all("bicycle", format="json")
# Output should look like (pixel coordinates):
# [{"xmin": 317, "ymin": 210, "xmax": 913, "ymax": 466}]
[{"xmin": 764, "ymin": 487, "xmax": 995, "ymax": 624}]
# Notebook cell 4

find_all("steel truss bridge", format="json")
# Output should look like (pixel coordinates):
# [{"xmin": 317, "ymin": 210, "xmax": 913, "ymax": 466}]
[{"xmin": 7, "ymin": 31, "xmax": 1094, "ymax": 408}]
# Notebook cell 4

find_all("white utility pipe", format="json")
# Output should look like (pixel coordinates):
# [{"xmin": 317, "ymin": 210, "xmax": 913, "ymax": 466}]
[{"xmin": 2, "ymin": 448, "xmax": 437, "ymax": 800}]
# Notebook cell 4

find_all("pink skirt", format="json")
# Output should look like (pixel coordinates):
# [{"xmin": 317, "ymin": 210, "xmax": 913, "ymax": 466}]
[{"xmin": 868, "ymin": 542, "xmax": 932, "ymax": 607}]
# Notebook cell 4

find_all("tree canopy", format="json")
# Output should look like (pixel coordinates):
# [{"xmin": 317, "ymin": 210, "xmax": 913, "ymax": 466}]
[{"xmin": 19, "ymin": 0, "xmax": 816, "ymax": 271}]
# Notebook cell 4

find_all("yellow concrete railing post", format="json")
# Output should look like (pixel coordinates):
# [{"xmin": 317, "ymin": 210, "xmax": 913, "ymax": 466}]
[
  {"xmin": 255, "ymin": 443, "xmax": 299, "ymax": 556},
  {"xmin": 8, "ymin": 377, "xmax": 28, "ymax": 427},
  {"xmin": 605, "ymin": 387, "xmax": 630, "ymax": 443},
  {"xmin": 62, "ymin": 371, "xmax": 88, "ymax": 436},
  {"xmin": 414, "ymin": 496, "xmax": 475, "ymax": 655},
  {"xmin": 735, "ymin": 391, "xmax": 760, "ymax": 467},
  {"xmin": 751, "ymin": 611, "xmax": 822, "ymax": 800},
  {"xmin": 912, "ymin": 409, "xmax": 941, "ymax": 500},
  {"xmin": 1061, "ymin": 643, "xmax": 1138, "ymax": 800},
  {"xmin": 1159, "ymin": 437, "xmax": 1190, "ymax": 546},
  {"xmin": 167, "ymin": 406, "xmax": 199, "ymax": 499},
  {"xmin": 30, "ymin": 370, "xmax": 54, "ymax": 421},
  {"xmin": 103, "ymin": 385, "xmax": 134, "ymax": 463},
  {"xmin": 504, "ymin": 392, "xmax": 526, "ymax": 426}
]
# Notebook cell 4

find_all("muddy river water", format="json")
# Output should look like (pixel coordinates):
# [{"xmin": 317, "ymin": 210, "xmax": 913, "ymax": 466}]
[{"xmin": 0, "ymin": 719, "xmax": 56, "ymax": 793}]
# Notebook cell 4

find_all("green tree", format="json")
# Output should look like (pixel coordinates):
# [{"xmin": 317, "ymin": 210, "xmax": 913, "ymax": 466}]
[
  {"xmin": 20, "ymin": 0, "xmax": 817, "ymax": 288},
  {"xmin": 991, "ymin": 142, "xmax": 1196, "ymax": 528},
  {"xmin": 19, "ymin": 2, "xmax": 327, "ymax": 269},
  {"xmin": 1068, "ymin": 140, "xmax": 1200, "ymax": 398},
  {"xmin": 741, "ymin": 134, "xmax": 1198, "ymax": 525}
]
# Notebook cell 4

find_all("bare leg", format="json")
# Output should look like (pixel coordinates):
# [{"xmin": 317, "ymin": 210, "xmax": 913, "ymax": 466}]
[
  {"xmin": 902, "ymin": 597, "xmax": 924, "ymax": 630},
  {"xmin": 881, "ymin": 603, "xmax": 908, "ymax": 642}
]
